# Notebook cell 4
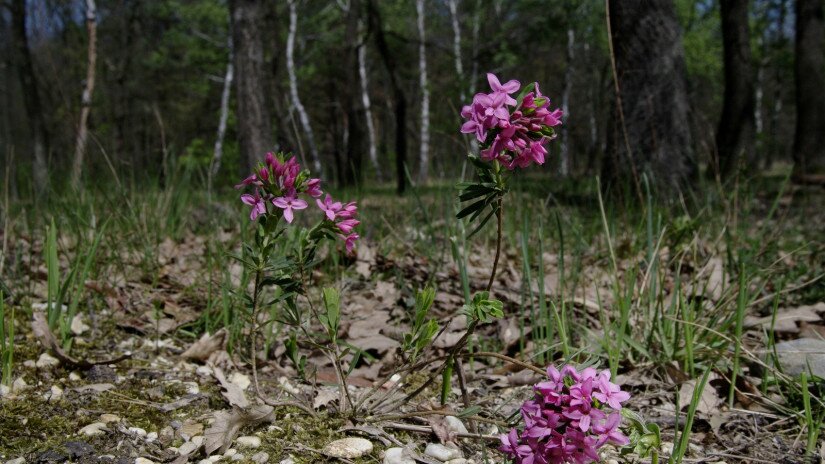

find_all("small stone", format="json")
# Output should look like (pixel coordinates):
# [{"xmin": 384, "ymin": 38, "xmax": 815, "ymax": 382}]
[
  {"xmin": 100, "ymin": 413, "xmax": 121, "ymax": 423},
  {"xmin": 236, "ymin": 436, "xmax": 261, "ymax": 448},
  {"xmin": 183, "ymin": 381, "xmax": 200, "ymax": 394},
  {"xmin": 251, "ymin": 452, "xmax": 270, "ymax": 464},
  {"xmin": 661, "ymin": 442, "xmax": 675, "ymax": 455},
  {"xmin": 5, "ymin": 458, "xmax": 26, "ymax": 464},
  {"xmin": 0, "ymin": 384, "xmax": 10, "ymax": 397},
  {"xmin": 23, "ymin": 360, "xmax": 36, "ymax": 368},
  {"xmin": 65, "ymin": 440, "xmax": 95, "ymax": 458},
  {"xmin": 445, "ymin": 416, "xmax": 469, "ymax": 435},
  {"xmin": 86, "ymin": 365, "xmax": 117, "ymax": 383},
  {"xmin": 446, "ymin": 460, "xmax": 468, "ymax": 464},
  {"xmin": 48, "ymin": 385, "xmax": 63, "ymax": 402},
  {"xmin": 146, "ymin": 431, "xmax": 158, "ymax": 442},
  {"xmin": 11, "ymin": 377, "xmax": 28, "ymax": 393},
  {"xmin": 606, "ymin": 460, "xmax": 620, "ymax": 464},
  {"xmin": 71, "ymin": 314, "xmax": 90, "ymax": 335},
  {"xmin": 36, "ymin": 450, "xmax": 67, "ymax": 462},
  {"xmin": 230, "ymin": 455, "xmax": 244, "ymax": 462},
  {"xmin": 323, "ymin": 437, "xmax": 374, "ymax": 459},
  {"xmin": 196, "ymin": 365, "xmax": 213, "ymax": 376},
  {"xmin": 229, "ymin": 372, "xmax": 251, "ymax": 390},
  {"xmin": 79, "ymin": 422, "xmax": 107, "ymax": 436},
  {"xmin": 128, "ymin": 427, "xmax": 148, "ymax": 437},
  {"xmin": 36, "ymin": 352, "xmax": 60, "ymax": 368},
  {"xmin": 69, "ymin": 372, "xmax": 81, "ymax": 381},
  {"xmin": 192, "ymin": 435, "xmax": 205, "ymax": 446},
  {"xmin": 178, "ymin": 441, "xmax": 200, "ymax": 455},
  {"xmin": 425, "ymin": 443, "xmax": 462, "ymax": 461},
  {"xmin": 135, "ymin": 459, "xmax": 155, "ymax": 464},
  {"xmin": 207, "ymin": 456, "xmax": 222, "ymax": 463},
  {"xmin": 224, "ymin": 449, "xmax": 237, "ymax": 457},
  {"xmin": 774, "ymin": 338, "xmax": 825, "ymax": 379},
  {"xmin": 383, "ymin": 447, "xmax": 415, "ymax": 464}
]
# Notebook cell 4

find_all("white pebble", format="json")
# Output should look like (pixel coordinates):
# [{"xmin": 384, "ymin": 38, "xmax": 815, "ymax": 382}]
[
  {"xmin": 383, "ymin": 447, "xmax": 415, "ymax": 464},
  {"xmin": 425, "ymin": 443, "xmax": 462, "ymax": 461},
  {"xmin": 79, "ymin": 422, "xmax": 107, "ymax": 436},
  {"xmin": 323, "ymin": 437, "xmax": 374, "ymax": 459},
  {"xmin": 128, "ymin": 427, "xmax": 147, "ymax": 437},
  {"xmin": 445, "ymin": 416, "xmax": 469, "ymax": 434},
  {"xmin": 36, "ymin": 353, "xmax": 60, "ymax": 368},
  {"xmin": 236, "ymin": 436, "xmax": 261, "ymax": 448}
]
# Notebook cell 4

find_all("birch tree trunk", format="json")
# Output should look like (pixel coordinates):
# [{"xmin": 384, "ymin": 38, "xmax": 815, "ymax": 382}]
[
  {"xmin": 358, "ymin": 25, "xmax": 381, "ymax": 180},
  {"xmin": 286, "ymin": 0, "xmax": 322, "ymax": 173},
  {"xmin": 11, "ymin": 0, "xmax": 49, "ymax": 192},
  {"xmin": 416, "ymin": 0, "xmax": 430, "ymax": 182},
  {"xmin": 447, "ymin": 0, "xmax": 465, "ymax": 102},
  {"xmin": 71, "ymin": 0, "xmax": 98, "ymax": 188},
  {"xmin": 209, "ymin": 35, "xmax": 234, "ymax": 191},
  {"xmin": 560, "ymin": 27, "xmax": 574, "ymax": 176}
]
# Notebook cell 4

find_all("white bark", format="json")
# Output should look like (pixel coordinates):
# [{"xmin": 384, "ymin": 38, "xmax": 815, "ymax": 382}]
[
  {"xmin": 469, "ymin": 0, "xmax": 481, "ymax": 95},
  {"xmin": 358, "ymin": 32, "xmax": 381, "ymax": 179},
  {"xmin": 287, "ymin": 0, "xmax": 322, "ymax": 173},
  {"xmin": 209, "ymin": 35, "xmax": 234, "ymax": 190},
  {"xmin": 416, "ymin": 0, "xmax": 430, "ymax": 182},
  {"xmin": 71, "ymin": 0, "xmax": 97, "ymax": 187},
  {"xmin": 560, "ymin": 28, "xmax": 574, "ymax": 176},
  {"xmin": 447, "ymin": 0, "xmax": 465, "ymax": 102}
]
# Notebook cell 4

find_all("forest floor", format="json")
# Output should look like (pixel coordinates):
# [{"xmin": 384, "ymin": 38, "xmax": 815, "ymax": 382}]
[{"xmin": 0, "ymin": 172, "xmax": 824, "ymax": 464}]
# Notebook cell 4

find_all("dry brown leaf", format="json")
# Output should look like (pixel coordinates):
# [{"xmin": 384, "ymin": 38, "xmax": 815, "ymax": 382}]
[
  {"xmin": 182, "ymin": 329, "xmax": 227, "ymax": 362},
  {"xmin": 426, "ymin": 414, "xmax": 456, "ymax": 444},
  {"xmin": 313, "ymin": 387, "xmax": 339, "ymax": 409},
  {"xmin": 203, "ymin": 405, "xmax": 274, "ymax": 455},
  {"xmin": 679, "ymin": 374, "xmax": 722, "ymax": 415},
  {"xmin": 212, "ymin": 366, "xmax": 249, "ymax": 408}
]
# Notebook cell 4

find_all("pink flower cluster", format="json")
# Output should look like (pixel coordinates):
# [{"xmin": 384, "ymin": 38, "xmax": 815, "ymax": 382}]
[
  {"xmin": 236, "ymin": 152, "xmax": 359, "ymax": 253},
  {"xmin": 460, "ymin": 73, "xmax": 563, "ymax": 170},
  {"xmin": 500, "ymin": 365, "xmax": 630, "ymax": 464}
]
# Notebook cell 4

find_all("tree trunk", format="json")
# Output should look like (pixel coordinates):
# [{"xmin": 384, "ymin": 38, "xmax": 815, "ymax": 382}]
[
  {"xmin": 358, "ymin": 21, "xmax": 381, "ymax": 180},
  {"xmin": 10, "ymin": 0, "xmax": 49, "ymax": 191},
  {"xmin": 416, "ymin": 0, "xmax": 430, "ymax": 182},
  {"xmin": 605, "ymin": 0, "xmax": 695, "ymax": 193},
  {"xmin": 341, "ymin": 0, "xmax": 364, "ymax": 186},
  {"xmin": 286, "ymin": 0, "xmax": 322, "ymax": 174},
  {"xmin": 447, "ymin": 0, "xmax": 465, "ymax": 102},
  {"xmin": 209, "ymin": 35, "xmax": 234, "ymax": 191},
  {"xmin": 765, "ymin": 0, "xmax": 787, "ymax": 170},
  {"xmin": 368, "ymin": 0, "xmax": 407, "ymax": 195},
  {"xmin": 793, "ymin": 0, "xmax": 825, "ymax": 176},
  {"xmin": 230, "ymin": 0, "xmax": 272, "ymax": 172},
  {"xmin": 716, "ymin": 0, "xmax": 756, "ymax": 178},
  {"xmin": 71, "ymin": 0, "xmax": 98, "ymax": 188},
  {"xmin": 560, "ymin": 27, "xmax": 574, "ymax": 176}
]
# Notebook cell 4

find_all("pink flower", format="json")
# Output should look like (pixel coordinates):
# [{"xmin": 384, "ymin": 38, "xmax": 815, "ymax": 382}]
[
  {"xmin": 487, "ymin": 73, "xmax": 520, "ymax": 105},
  {"xmin": 305, "ymin": 178, "xmax": 323, "ymax": 197},
  {"xmin": 343, "ymin": 233, "xmax": 359, "ymax": 254},
  {"xmin": 235, "ymin": 174, "xmax": 260, "ymax": 189},
  {"xmin": 317, "ymin": 194, "xmax": 342, "ymax": 221},
  {"xmin": 593, "ymin": 372, "xmax": 631, "ymax": 410},
  {"xmin": 272, "ymin": 196, "xmax": 308, "ymax": 223},
  {"xmin": 241, "ymin": 191, "xmax": 266, "ymax": 220},
  {"xmin": 336, "ymin": 218, "xmax": 359, "ymax": 235},
  {"xmin": 499, "ymin": 364, "xmax": 631, "ymax": 464}
]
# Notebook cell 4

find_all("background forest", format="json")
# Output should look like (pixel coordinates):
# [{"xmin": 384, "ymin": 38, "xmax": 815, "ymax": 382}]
[{"xmin": 1, "ymin": 0, "xmax": 822, "ymax": 194}]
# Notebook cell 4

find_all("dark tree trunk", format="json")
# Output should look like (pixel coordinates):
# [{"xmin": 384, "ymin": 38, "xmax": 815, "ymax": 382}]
[
  {"xmin": 342, "ymin": 0, "xmax": 364, "ymax": 187},
  {"xmin": 230, "ymin": 0, "xmax": 273, "ymax": 172},
  {"xmin": 717, "ymin": 0, "xmax": 756, "ymax": 178},
  {"xmin": 605, "ymin": 0, "xmax": 695, "ymax": 193},
  {"xmin": 367, "ymin": 0, "xmax": 407, "ymax": 195},
  {"xmin": 10, "ymin": 0, "xmax": 49, "ymax": 191},
  {"xmin": 793, "ymin": 0, "xmax": 825, "ymax": 176}
]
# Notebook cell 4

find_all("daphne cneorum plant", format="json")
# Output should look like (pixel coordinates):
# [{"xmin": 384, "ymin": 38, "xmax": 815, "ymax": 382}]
[{"xmin": 234, "ymin": 152, "xmax": 359, "ymax": 408}]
